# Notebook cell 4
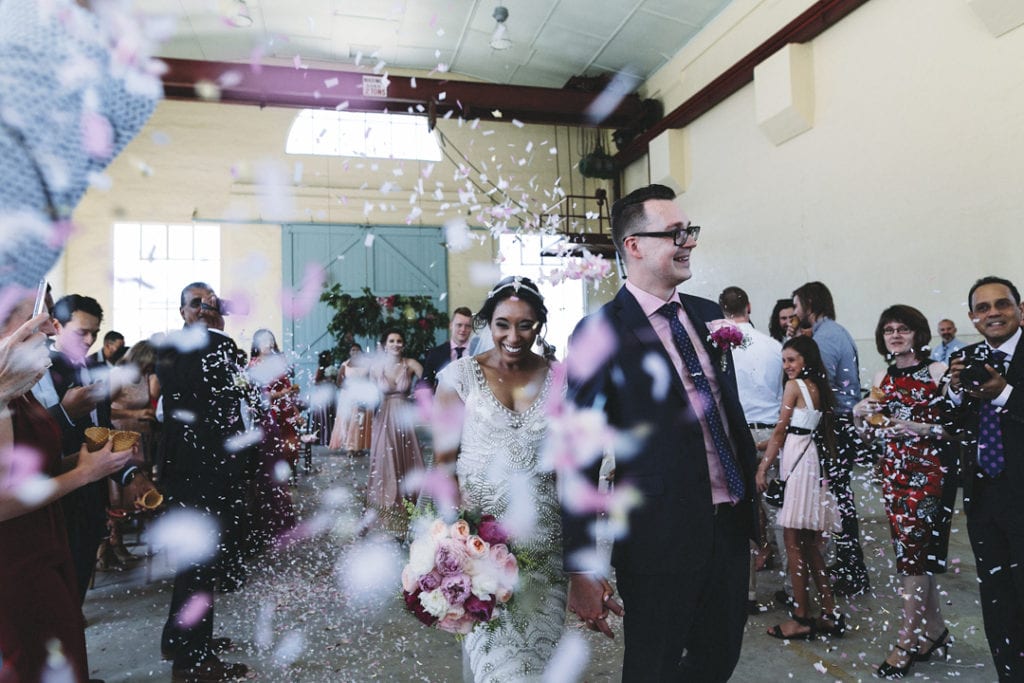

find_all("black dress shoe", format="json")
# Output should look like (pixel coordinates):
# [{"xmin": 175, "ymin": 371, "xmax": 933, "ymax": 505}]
[
  {"xmin": 162, "ymin": 637, "xmax": 233, "ymax": 661},
  {"xmin": 746, "ymin": 599, "xmax": 762, "ymax": 615},
  {"xmin": 171, "ymin": 655, "xmax": 248, "ymax": 682}
]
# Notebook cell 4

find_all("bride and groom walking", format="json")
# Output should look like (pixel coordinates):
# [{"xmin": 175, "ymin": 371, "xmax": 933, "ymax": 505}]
[{"xmin": 436, "ymin": 184, "xmax": 758, "ymax": 682}]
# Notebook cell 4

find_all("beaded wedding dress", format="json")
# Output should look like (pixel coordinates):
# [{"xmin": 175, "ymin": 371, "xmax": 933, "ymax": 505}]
[{"xmin": 438, "ymin": 357, "xmax": 566, "ymax": 683}]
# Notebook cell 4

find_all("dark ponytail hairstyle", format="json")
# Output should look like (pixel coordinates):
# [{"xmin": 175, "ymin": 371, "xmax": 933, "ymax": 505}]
[{"xmin": 782, "ymin": 335, "xmax": 839, "ymax": 463}]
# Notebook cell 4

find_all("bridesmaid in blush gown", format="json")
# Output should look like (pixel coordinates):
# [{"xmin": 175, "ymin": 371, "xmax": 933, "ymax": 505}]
[{"xmin": 366, "ymin": 328, "xmax": 424, "ymax": 534}]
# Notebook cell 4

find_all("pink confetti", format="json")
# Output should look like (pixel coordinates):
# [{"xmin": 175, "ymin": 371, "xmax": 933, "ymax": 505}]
[
  {"xmin": 565, "ymin": 314, "xmax": 617, "ymax": 382},
  {"xmin": 81, "ymin": 110, "xmax": 113, "ymax": 159},
  {"xmin": 176, "ymin": 592, "xmax": 213, "ymax": 627},
  {"xmin": 281, "ymin": 263, "xmax": 325, "ymax": 319}
]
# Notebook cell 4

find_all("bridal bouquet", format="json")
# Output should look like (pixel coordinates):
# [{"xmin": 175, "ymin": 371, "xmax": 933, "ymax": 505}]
[
  {"xmin": 401, "ymin": 512, "xmax": 520, "ymax": 634},
  {"xmin": 706, "ymin": 319, "xmax": 750, "ymax": 372}
]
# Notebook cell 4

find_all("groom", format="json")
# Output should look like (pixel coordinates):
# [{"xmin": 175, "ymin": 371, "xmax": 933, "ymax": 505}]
[{"xmin": 564, "ymin": 184, "xmax": 758, "ymax": 681}]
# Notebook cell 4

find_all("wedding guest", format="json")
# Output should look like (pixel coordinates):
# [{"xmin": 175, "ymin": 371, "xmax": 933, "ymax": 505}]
[
  {"xmin": 246, "ymin": 329, "xmax": 298, "ymax": 550},
  {"xmin": 720, "ymin": 286, "xmax": 785, "ymax": 612},
  {"xmin": 310, "ymin": 350, "xmax": 337, "ymax": 447},
  {"xmin": 930, "ymin": 319, "xmax": 965, "ymax": 364},
  {"xmin": 157, "ymin": 282, "xmax": 249, "ymax": 681},
  {"xmin": 87, "ymin": 331, "xmax": 126, "ymax": 373},
  {"xmin": 769, "ymin": 299, "xmax": 797, "ymax": 343},
  {"xmin": 0, "ymin": 293, "xmax": 134, "ymax": 683},
  {"xmin": 853, "ymin": 305, "xmax": 952, "ymax": 678},
  {"xmin": 433, "ymin": 275, "xmax": 564, "ymax": 680},
  {"xmin": 565, "ymin": 184, "xmax": 756, "ymax": 681},
  {"xmin": 420, "ymin": 307, "xmax": 474, "ymax": 391},
  {"xmin": 792, "ymin": 281, "xmax": 871, "ymax": 595},
  {"xmin": 366, "ymin": 329, "xmax": 425, "ymax": 534},
  {"xmin": 329, "ymin": 344, "xmax": 373, "ymax": 454},
  {"xmin": 756, "ymin": 336, "xmax": 843, "ymax": 640},
  {"xmin": 944, "ymin": 276, "xmax": 1024, "ymax": 680}
]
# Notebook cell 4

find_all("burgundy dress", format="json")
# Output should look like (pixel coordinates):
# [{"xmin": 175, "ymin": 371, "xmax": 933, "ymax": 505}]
[
  {"xmin": 0, "ymin": 395, "xmax": 89, "ymax": 682},
  {"xmin": 877, "ymin": 362, "xmax": 951, "ymax": 575}
]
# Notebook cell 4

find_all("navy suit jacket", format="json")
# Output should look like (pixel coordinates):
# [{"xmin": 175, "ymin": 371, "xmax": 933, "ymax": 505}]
[
  {"xmin": 563, "ymin": 286, "xmax": 758, "ymax": 575},
  {"xmin": 943, "ymin": 342, "xmax": 1024, "ymax": 512},
  {"xmin": 156, "ymin": 327, "xmax": 247, "ymax": 505},
  {"xmin": 421, "ymin": 341, "xmax": 454, "ymax": 391}
]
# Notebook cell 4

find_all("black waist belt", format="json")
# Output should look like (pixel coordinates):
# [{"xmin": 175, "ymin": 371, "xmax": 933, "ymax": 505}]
[
  {"xmin": 747, "ymin": 422, "xmax": 776, "ymax": 429},
  {"xmin": 787, "ymin": 426, "xmax": 813, "ymax": 435}
]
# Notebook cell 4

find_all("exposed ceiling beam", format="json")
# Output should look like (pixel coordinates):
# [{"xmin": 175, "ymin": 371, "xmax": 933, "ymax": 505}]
[
  {"xmin": 160, "ymin": 58, "xmax": 648, "ymax": 129},
  {"xmin": 613, "ymin": 0, "xmax": 872, "ymax": 167}
]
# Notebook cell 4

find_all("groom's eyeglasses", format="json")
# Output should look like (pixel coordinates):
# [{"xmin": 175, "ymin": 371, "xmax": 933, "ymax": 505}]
[{"xmin": 628, "ymin": 224, "xmax": 701, "ymax": 246}]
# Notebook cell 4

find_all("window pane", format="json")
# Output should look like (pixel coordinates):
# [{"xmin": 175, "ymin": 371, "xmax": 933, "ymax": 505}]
[
  {"xmin": 167, "ymin": 223, "xmax": 194, "ymax": 260},
  {"xmin": 139, "ymin": 224, "xmax": 166, "ymax": 260},
  {"xmin": 286, "ymin": 109, "xmax": 441, "ymax": 161}
]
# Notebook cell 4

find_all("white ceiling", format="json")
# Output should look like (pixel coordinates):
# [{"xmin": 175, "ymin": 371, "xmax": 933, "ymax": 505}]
[{"xmin": 146, "ymin": 0, "xmax": 733, "ymax": 88}]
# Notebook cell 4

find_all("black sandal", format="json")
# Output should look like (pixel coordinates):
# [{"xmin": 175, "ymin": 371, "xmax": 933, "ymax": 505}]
[
  {"xmin": 767, "ymin": 614, "xmax": 817, "ymax": 641},
  {"xmin": 914, "ymin": 627, "xmax": 950, "ymax": 662},
  {"xmin": 819, "ymin": 610, "xmax": 846, "ymax": 638},
  {"xmin": 876, "ymin": 644, "xmax": 916, "ymax": 679}
]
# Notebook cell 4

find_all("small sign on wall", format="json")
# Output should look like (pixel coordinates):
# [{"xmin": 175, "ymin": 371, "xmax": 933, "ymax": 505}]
[{"xmin": 362, "ymin": 75, "xmax": 388, "ymax": 98}]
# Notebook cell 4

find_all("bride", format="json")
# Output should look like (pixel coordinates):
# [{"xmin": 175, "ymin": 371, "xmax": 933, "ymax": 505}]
[{"xmin": 433, "ymin": 276, "xmax": 565, "ymax": 682}]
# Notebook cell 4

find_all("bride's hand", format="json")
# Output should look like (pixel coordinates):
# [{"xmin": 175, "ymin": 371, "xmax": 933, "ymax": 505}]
[{"xmin": 568, "ymin": 573, "xmax": 621, "ymax": 639}]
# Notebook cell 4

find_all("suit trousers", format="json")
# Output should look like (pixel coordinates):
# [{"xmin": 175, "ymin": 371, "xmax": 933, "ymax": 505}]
[
  {"xmin": 827, "ymin": 414, "xmax": 869, "ymax": 584},
  {"xmin": 966, "ymin": 473, "xmax": 1024, "ymax": 681},
  {"xmin": 160, "ymin": 502, "xmax": 224, "ymax": 668},
  {"xmin": 617, "ymin": 503, "xmax": 749, "ymax": 682}
]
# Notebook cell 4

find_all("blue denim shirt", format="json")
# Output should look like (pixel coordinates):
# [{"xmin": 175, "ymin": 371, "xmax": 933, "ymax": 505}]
[{"xmin": 812, "ymin": 317, "xmax": 860, "ymax": 414}]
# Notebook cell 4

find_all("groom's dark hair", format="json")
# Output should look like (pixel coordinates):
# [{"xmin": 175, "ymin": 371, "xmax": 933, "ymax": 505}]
[{"xmin": 611, "ymin": 184, "xmax": 676, "ymax": 256}]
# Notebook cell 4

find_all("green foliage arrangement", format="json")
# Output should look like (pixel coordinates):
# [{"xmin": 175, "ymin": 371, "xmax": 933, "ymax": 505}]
[{"xmin": 320, "ymin": 285, "xmax": 449, "ymax": 361}]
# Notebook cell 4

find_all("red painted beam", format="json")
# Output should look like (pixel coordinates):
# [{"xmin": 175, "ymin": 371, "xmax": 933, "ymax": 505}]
[
  {"xmin": 160, "ymin": 58, "xmax": 647, "ymax": 129},
  {"xmin": 614, "ymin": 0, "xmax": 872, "ymax": 167}
]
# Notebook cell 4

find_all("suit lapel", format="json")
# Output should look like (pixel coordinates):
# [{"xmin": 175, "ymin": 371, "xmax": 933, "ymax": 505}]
[{"xmin": 613, "ymin": 287, "xmax": 688, "ymax": 402}]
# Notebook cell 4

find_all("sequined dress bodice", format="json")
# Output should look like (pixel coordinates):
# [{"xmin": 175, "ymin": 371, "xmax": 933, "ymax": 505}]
[{"xmin": 438, "ymin": 357, "xmax": 566, "ymax": 682}]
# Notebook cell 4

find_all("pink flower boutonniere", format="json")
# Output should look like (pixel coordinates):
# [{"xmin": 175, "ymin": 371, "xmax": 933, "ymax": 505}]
[{"xmin": 706, "ymin": 320, "xmax": 750, "ymax": 372}]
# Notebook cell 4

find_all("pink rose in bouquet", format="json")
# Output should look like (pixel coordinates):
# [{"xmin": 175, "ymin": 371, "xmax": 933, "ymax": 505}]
[
  {"xmin": 401, "ymin": 510, "xmax": 523, "ymax": 634},
  {"xmin": 435, "ymin": 539, "xmax": 468, "ymax": 575},
  {"xmin": 476, "ymin": 515, "xmax": 508, "ymax": 545}
]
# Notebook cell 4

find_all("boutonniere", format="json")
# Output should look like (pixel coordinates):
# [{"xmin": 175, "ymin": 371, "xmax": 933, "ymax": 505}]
[{"xmin": 706, "ymin": 319, "xmax": 750, "ymax": 372}]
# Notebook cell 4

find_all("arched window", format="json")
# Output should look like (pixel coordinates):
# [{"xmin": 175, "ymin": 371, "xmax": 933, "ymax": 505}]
[{"xmin": 286, "ymin": 109, "xmax": 442, "ymax": 161}]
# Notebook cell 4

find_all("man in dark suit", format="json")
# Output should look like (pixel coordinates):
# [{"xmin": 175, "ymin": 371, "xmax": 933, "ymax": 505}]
[
  {"xmin": 419, "ymin": 306, "xmax": 474, "ymax": 390},
  {"xmin": 157, "ymin": 282, "xmax": 249, "ymax": 682},
  {"xmin": 564, "ymin": 184, "xmax": 758, "ymax": 681},
  {"xmin": 944, "ymin": 275, "xmax": 1024, "ymax": 681},
  {"xmin": 30, "ymin": 294, "xmax": 149, "ymax": 601},
  {"xmin": 86, "ymin": 330, "xmax": 126, "ymax": 371}
]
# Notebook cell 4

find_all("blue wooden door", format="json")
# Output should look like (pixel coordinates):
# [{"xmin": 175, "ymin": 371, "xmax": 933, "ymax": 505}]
[{"xmin": 282, "ymin": 224, "xmax": 447, "ymax": 381}]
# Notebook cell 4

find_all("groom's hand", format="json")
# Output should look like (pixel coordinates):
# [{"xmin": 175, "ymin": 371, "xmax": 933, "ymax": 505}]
[{"xmin": 568, "ymin": 573, "xmax": 623, "ymax": 639}]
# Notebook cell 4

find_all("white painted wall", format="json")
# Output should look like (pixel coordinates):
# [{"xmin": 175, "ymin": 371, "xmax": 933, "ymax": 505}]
[{"xmin": 625, "ymin": 0, "xmax": 1023, "ymax": 383}]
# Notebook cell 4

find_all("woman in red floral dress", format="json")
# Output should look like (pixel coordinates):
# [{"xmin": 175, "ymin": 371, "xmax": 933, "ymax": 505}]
[{"xmin": 854, "ymin": 305, "xmax": 954, "ymax": 679}]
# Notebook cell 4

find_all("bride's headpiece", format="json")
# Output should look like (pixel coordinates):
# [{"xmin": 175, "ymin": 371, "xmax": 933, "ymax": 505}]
[{"xmin": 487, "ymin": 275, "xmax": 543, "ymax": 301}]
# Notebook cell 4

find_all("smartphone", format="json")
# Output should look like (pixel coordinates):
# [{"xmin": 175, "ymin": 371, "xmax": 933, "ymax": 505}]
[{"xmin": 32, "ymin": 279, "xmax": 47, "ymax": 317}]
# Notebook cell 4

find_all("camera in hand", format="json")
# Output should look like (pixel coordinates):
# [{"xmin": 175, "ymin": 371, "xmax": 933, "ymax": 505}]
[{"xmin": 960, "ymin": 347, "xmax": 1001, "ymax": 387}]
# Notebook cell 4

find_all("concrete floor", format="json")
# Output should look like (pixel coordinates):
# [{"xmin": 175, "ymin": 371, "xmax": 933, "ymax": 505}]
[{"xmin": 83, "ymin": 448, "xmax": 998, "ymax": 682}]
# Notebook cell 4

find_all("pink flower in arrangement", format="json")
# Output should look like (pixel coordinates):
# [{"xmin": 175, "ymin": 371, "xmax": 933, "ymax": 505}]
[
  {"xmin": 436, "ymin": 613, "xmax": 475, "ymax": 634},
  {"xmin": 435, "ymin": 539, "xmax": 468, "ymax": 575},
  {"xmin": 706, "ymin": 320, "xmax": 750, "ymax": 372},
  {"xmin": 476, "ymin": 515, "xmax": 508, "ymax": 545},
  {"xmin": 464, "ymin": 595, "xmax": 495, "ymax": 622},
  {"xmin": 465, "ymin": 536, "xmax": 490, "ymax": 558},
  {"xmin": 417, "ymin": 570, "xmax": 443, "ymax": 592},
  {"xmin": 440, "ymin": 574, "xmax": 472, "ymax": 605},
  {"xmin": 403, "ymin": 589, "xmax": 438, "ymax": 626},
  {"xmin": 450, "ymin": 519, "xmax": 471, "ymax": 541}
]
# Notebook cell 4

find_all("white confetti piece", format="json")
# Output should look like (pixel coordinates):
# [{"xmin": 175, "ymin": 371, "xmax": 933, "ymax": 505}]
[
  {"xmin": 543, "ymin": 631, "xmax": 589, "ymax": 683},
  {"xmin": 149, "ymin": 509, "xmax": 219, "ymax": 566}
]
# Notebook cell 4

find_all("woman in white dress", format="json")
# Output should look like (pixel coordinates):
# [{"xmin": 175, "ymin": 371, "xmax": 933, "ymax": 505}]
[
  {"xmin": 434, "ymin": 276, "xmax": 564, "ymax": 683},
  {"xmin": 755, "ymin": 335, "xmax": 843, "ymax": 641}
]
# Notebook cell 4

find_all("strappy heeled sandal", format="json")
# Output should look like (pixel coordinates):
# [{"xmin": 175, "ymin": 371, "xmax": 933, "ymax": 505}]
[
  {"xmin": 914, "ymin": 627, "xmax": 951, "ymax": 662},
  {"xmin": 767, "ymin": 614, "xmax": 817, "ymax": 641},
  {"xmin": 819, "ymin": 610, "xmax": 846, "ymax": 638},
  {"xmin": 876, "ymin": 644, "xmax": 916, "ymax": 679}
]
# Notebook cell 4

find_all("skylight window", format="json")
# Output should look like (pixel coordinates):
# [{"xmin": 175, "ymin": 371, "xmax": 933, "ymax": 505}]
[{"xmin": 286, "ymin": 109, "xmax": 442, "ymax": 161}]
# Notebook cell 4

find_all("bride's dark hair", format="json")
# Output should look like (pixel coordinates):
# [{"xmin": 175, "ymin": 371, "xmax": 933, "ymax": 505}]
[{"xmin": 475, "ymin": 276, "xmax": 555, "ymax": 359}]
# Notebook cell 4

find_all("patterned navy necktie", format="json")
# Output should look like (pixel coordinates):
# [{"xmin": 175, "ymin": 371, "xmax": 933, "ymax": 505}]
[
  {"xmin": 455, "ymin": 346, "xmax": 465, "ymax": 359},
  {"xmin": 657, "ymin": 301, "xmax": 745, "ymax": 499},
  {"xmin": 977, "ymin": 350, "xmax": 1008, "ymax": 477}
]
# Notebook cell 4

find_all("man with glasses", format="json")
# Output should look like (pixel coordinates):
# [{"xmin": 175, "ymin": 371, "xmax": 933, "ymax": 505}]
[
  {"xmin": 564, "ymin": 184, "xmax": 757, "ymax": 681},
  {"xmin": 791, "ymin": 281, "xmax": 870, "ymax": 596},
  {"xmin": 157, "ymin": 282, "xmax": 250, "ymax": 682}
]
